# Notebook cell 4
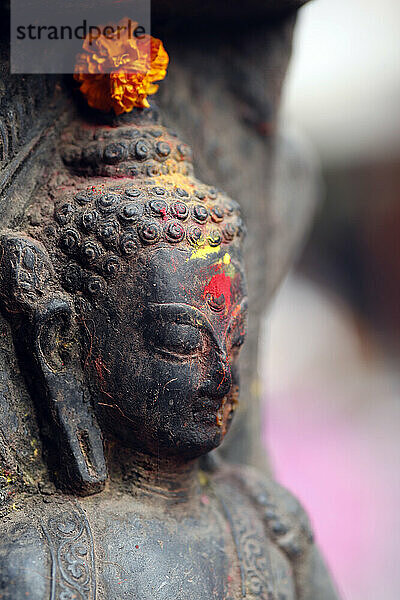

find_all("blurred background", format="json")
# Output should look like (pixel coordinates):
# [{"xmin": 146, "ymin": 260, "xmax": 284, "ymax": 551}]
[{"xmin": 260, "ymin": 0, "xmax": 400, "ymax": 598}]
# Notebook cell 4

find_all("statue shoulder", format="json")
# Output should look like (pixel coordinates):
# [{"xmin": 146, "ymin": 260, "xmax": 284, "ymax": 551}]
[
  {"xmin": 214, "ymin": 463, "xmax": 314, "ymax": 561},
  {"xmin": 0, "ymin": 510, "xmax": 51, "ymax": 599}
]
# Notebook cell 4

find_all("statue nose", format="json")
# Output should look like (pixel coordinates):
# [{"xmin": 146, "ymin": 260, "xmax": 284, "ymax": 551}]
[{"xmin": 200, "ymin": 352, "xmax": 232, "ymax": 399}]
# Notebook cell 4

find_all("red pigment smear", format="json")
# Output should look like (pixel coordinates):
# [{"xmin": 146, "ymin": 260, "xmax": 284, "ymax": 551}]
[
  {"xmin": 93, "ymin": 356, "xmax": 113, "ymax": 399},
  {"xmin": 203, "ymin": 272, "xmax": 232, "ymax": 312},
  {"xmin": 160, "ymin": 207, "xmax": 168, "ymax": 221}
]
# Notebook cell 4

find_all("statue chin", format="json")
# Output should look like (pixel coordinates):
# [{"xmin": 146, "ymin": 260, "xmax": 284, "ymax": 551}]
[
  {"xmin": 96, "ymin": 394, "xmax": 235, "ymax": 460},
  {"xmin": 157, "ymin": 420, "xmax": 231, "ymax": 458}
]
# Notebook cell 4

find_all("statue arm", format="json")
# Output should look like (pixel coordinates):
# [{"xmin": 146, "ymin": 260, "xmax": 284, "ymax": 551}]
[
  {"xmin": 268, "ymin": 483, "xmax": 341, "ymax": 600},
  {"xmin": 303, "ymin": 544, "xmax": 340, "ymax": 600},
  {"xmin": 265, "ymin": 480, "xmax": 341, "ymax": 600}
]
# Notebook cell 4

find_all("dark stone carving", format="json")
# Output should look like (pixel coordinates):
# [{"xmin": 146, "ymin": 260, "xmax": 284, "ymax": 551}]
[
  {"xmin": 0, "ymin": 99, "xmax": 338, "ymax": 598},
  {"xmin": 0, "ymin": 2, "xmax": 337, "ymax": 598}
]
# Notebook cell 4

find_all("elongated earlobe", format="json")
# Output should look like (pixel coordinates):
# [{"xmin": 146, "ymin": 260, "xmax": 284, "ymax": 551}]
[
  {"xmin": 0, "ymin": 232, "xmax": 107, "ymax": 495},
  {"xmin": 33, "ymin": 298, "xmax": 107, "ymax": 494}
]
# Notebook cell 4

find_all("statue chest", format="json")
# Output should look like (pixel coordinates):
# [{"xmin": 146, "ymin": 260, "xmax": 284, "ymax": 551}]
[
  {"xmin": 80, "ymin": 491, "xmax": 246, "ymax": 599},
  {"xmin": 37, "ymin": 493, "xmax": 296, "ymax": 599},
  {"xmin": 91, "ymin": 511, "xmax": 237, "ymax": 599}
]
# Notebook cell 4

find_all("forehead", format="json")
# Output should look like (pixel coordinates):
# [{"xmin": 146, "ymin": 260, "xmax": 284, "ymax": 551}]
[{"xmin": 136, "ymin": 245, "xmax": 246, "ymax": 311}]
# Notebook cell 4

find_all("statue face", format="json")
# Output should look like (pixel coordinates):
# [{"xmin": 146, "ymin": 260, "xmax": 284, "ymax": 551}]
[{"xmin": 90, "ymin": 244, "xmax": 247, "ymax": 458}]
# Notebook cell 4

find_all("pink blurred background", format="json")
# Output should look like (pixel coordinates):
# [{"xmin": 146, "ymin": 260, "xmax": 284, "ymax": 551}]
[{"xmin": 262, "ymin": 278, "xmax": 400, "ymax": 599}]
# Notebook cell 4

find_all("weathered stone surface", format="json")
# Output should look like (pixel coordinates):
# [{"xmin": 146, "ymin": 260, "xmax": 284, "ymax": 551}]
[{"xmin": 0, "ymin": 103, "xmax": 336, "ymax": 598}]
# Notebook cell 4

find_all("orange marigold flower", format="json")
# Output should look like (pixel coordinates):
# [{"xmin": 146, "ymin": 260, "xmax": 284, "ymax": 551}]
[{"xmin": 74, "ymin": 19, "xmax": 169, "ymax": 114}]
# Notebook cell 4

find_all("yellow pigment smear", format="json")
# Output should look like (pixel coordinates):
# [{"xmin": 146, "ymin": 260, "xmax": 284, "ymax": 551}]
[
  {"xmin": 189, "ymin": 243, "xmax": 221, "ymax": 261},
  {"xmin": 209, "ymin": 253, "xmax": 236, "ymax": 278},
  {"xmin": 152, "ymin": 173, "xmax": 195, "ymax": 195}
]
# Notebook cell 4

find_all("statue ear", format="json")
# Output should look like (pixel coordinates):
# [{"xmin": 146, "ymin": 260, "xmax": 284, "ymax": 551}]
[{"xmin": 0, "ymin": 232, "xmax": 107, "ymax": 495}]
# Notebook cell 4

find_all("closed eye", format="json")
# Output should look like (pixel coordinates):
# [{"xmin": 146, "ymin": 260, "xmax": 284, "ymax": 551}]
[
  {"xmin": 145, "ymin": 302, "xmax": 223, "ymax": 357},
  {"xmin": 146, "ymin": 322, "xmax": 204, "ymax": 360}
]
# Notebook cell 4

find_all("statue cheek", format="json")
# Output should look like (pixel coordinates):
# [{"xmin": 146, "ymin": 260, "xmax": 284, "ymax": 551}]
[{"xmin": 138, "ymin": 358, "xmax": 203, "ymax": 406}]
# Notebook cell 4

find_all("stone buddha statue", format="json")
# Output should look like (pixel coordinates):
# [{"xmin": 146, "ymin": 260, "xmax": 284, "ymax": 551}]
[
  {"xmin": 0, "ymin": 102, "xmax": 338, "ymax": 599},
  {"xmin": 0, "ymin": 18, "xmax": 339, "ymax": 594}
]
